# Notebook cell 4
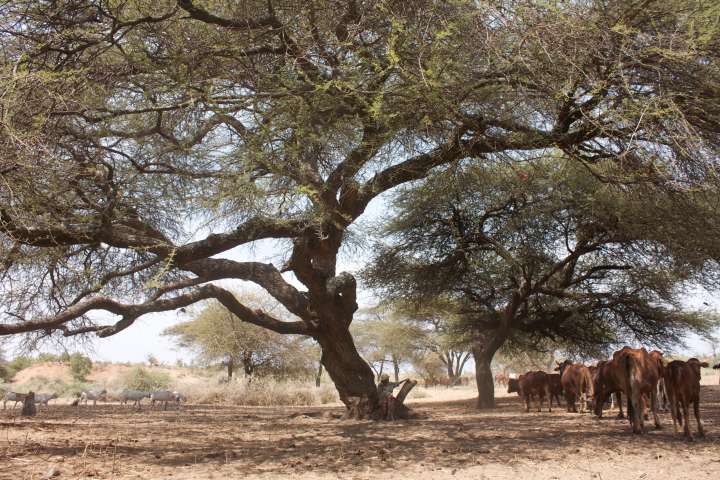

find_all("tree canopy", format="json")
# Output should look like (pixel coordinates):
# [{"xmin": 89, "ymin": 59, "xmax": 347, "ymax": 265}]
[
  {"xmin": 364, "ymin": 159, "xmax": 719, "ymax": 406},
  {"xmin": 1, "ymin": 0, "xmax": 719, "ymax": 415}
]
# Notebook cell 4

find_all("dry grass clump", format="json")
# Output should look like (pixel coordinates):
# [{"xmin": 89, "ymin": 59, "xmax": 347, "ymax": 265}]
[{"xmin": 181, "ymin": 377, "xmax": 339, "ymax": 406}]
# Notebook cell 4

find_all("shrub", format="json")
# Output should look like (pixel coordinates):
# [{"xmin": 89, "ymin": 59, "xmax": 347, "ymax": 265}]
[
  {"xmin": 122, "ymin": 367, "xmax": 171, "ymax": 391},
  {"xmin": 69, "ymin": 353, "xmax": 93, "ymax": 381}
]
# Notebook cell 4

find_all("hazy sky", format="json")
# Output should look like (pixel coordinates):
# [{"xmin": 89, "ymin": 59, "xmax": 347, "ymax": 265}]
[{"xmin": 5, "ymin": 194, "xmax": 719, "ymax": 365}]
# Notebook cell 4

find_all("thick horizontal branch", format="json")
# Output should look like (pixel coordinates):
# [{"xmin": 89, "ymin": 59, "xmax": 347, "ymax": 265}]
[
  {"xmin": 181, "ymin": 258, "xmax": 309, "ymax": 319},
  {"xmin": 177, "ymin": 0, "xmax": 279, "ymax": 30},
  {"xmin": 173, "ymin": 217, "xmax": 305, "ymax": 263},
  {"xmin": 0, "ymin": 284, "xmax": 309, "ymax": 337}
]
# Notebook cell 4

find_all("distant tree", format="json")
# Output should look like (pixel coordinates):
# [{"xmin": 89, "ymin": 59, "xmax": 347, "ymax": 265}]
[
  {"xmin": 164, "ymin": 291, "xmax": 315, "ymax": 381},
  {"xmin": 122, "ymin": 366, "xmax": 171, "ymax": 391},
  {"xmin": 146, "ymin": 355, "xmax": 161, "ymax": 367},
  {"xmin": 68, "ymin": 353, "xmax": 93, "ymax": 381},
  {"xmin": 352, "ymin": 306, "xmax": 427, "ymax": 382},
  {"xmin": 391, "ymin": 299, "xmax": 472, "ymax": 385}
]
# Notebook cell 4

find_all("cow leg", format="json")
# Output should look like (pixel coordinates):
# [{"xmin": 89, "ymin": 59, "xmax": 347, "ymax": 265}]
[
  {"xmin": 682, "ymin": 399, "xmax": 692, "ymax": 440},
  {"xmin": 650, "ymin": 389, "xmax": 661, "ymax": 429},
  {"xmin": 616, "ymin": 392, "xmax": 624, "ymax": 419},
  {"xmin": 524, "ymin": 394, "xmax": 530, "ymax": 413},
  {"xmin": 546, "ymin": 385, "xmax": 552, "ymax": 413},
  {"xmin": 668, "ymin": 390, "xmax": 679, "ymax": 435},
  {"xmin": 693, "ymin": 400, "xmax": 704, "ymax": 438}
]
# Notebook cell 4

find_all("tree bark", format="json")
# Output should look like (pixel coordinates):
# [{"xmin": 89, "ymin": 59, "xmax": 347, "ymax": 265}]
[
  {"xmin": 473, "ymin": 353, "xmax": 495, "ymax": 409},
  {"xmin": 316, "ymin": 318, "xmax": 379, "ymax": 419},
  {"xmin": 446, "ymin": 354, "xmax": 456, "ymax": 385},
  {"xmin": 392, "ymin": 356, "xmax": 400, "ymax": 383},
  {"xmin": 227, "ymin": 357, "xmax": 234, "ymax": 380},
  {"xmin": 315, "ymin": 362, "xmax": 323, "ymax": 387}
]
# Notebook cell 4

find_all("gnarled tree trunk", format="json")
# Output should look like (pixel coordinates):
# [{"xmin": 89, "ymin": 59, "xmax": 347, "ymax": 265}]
[{"xmin": 316, "ymin": 314, "xmax": 379, "ymax": 419}]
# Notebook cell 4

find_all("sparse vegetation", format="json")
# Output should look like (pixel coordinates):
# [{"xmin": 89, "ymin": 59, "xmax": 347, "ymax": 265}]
[
  {"xmin": 68, "ymin": 353, "xmax": 93, "ymax": 381},
  {"xmin": 121, "ymin": 367, "xmax": 171, "ymax": 391}
]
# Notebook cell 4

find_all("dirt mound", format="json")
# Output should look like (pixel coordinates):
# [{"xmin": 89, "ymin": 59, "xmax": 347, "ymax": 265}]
[{"xmin": 11, "ymin": 362, "xmax": 72, "ymax": 384}]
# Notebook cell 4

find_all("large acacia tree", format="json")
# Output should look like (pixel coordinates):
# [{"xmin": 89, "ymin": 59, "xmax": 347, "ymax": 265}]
[
  {"xmin": 1, "ymin": 1, "xmax": 719, "ymax": 417},
  {"xmin": 365, "ymin": 160, "xmax": 719, "ymax": 408}
]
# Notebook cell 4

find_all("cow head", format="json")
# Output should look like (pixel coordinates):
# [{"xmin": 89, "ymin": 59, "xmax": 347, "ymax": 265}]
[
  {"xmin": 507, "ymin": 378, "xmax": 520, "ymax": 394},
  {"xmin": 554, "ymin": 359, "xmax": 572, "ymax": 376}
]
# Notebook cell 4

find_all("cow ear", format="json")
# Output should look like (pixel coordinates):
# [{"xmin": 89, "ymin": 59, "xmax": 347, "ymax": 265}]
[{"xmin": 701, "ymin": 362, "xmax": 709, "ymax": 368}]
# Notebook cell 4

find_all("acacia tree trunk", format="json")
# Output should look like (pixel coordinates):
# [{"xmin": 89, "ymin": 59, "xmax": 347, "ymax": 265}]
[
  {"xmin": 227, "ymin": 357, "xmax": 234, "ymax": 380},
  {"xmin": 473, "ymin": 350, "xmax": 496, "ymax": 409},
  {"xmin": 316, "ymin": 313, "xmax": 379, "ymax": 419},
  {"xmin": 315, "ymin": 362, "xmax": 323, "ymax": 387},
  {"xmin": 445, "ymin": 354, "xmax": 457, "ymax": 385},
  {"xmin": 471, "ymin": 326, "xmax": 511, "ymax": 409},
  {"xmin": 392, "ymin": 355, "xmax": 400, "ymax": 383}
]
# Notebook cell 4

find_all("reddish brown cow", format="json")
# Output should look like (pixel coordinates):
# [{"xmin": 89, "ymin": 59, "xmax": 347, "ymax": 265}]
[
  {"xmin": 494, "ymin": 372, "xmax": 509, "ymax": 387},
  {"xmin": 507, "ymin": 371, "xmax": 552, "ymax": 413},
  {"xmin": 593, "ymin": 360, "xmax": 625, "ymax": 419},
  {"xmin": 614, "ymin": 346, "xmax": 664, "ymax": 433},
  {"xmin": 555, "ymin": 360, "xmax": 593, "ymax": 413},
  {"xmin": 548, "ymin": 373, "xmax": 563, "ymax": 408},
  {"xmin": 664, "ymin": 358, "xmax": 708, "ymax": 440}
]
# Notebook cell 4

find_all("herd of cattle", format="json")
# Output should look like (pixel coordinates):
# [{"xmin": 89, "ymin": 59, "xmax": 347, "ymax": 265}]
[
  {"xmin": 495, "ymin": 347, "xmax": 720, "ymax": 440},
  {"xmin": 2, "ymin": 389, "xmax": 186, "ymax": 411}
]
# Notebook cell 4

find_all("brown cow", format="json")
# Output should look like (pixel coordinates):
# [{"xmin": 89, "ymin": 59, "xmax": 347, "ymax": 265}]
[
  {"xmin": 555, "ymin": 360, "xmax": 593, "ymax": 413},
  {"xmin": 593, "ymin": 360, "xmax": 625, "ymax": 419},
  {"xmin": 664, "ymin": 358, "xmax": 708, "ymax": 440},
  {"xmin": 714, "ymin": 363, "xmax": 720, "ymax": 385},
  {"xmin": 615, "ymin": 346, "xmax": 664, "ymax": 433},
  {"xmin": 508, "ymin": 371, "xmax": 552, "ymax": 413},
  {"xmin": 548, "ymin": 373, "xmax": 563, "ymax": 408},
  {"xmin": 494, "ymin": 372, "xmax": 509, "ymax": 387}
]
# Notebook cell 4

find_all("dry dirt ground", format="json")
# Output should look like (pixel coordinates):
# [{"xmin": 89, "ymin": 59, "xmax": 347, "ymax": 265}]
[{"xmin": 2, "ymin": 385, "xmax": 720, "ymax": 480}]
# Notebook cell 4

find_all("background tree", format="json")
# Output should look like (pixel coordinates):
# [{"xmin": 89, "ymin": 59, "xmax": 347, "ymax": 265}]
[
  {"xmin": 68, "ymin": 353, "xmax": 93, "ymax": 381},
  {"xmin": 365, "ymin": 160, "xmax": 719, "ymax": 407},
  {"xmin": 1, "ymin": 0, "xmax": 719, "ymax": 417},
  {"xmin": 164, "ymin": 291, "xmax": 317, "ymax": 380},
  {"xmin": 352, "ymin": 306, "xmax": 427, "ymax": 382},
  {"xmin": 390, "ymin": 299, "xmax": 472, "ymax": 385}
]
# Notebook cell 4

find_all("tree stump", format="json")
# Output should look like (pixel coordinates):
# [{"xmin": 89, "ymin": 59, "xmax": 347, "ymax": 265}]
[
  {"xmin": 391, "ymin": 380, "xmax": 418, "ymax": 420},
  {"xmin": 22, "ymin": 391, "xmax": 37, "ymax": 417}
]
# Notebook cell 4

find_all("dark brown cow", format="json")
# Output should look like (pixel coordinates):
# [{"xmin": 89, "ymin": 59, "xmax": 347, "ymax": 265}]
[
  {"xmin": 555, "ymin": 360, "xmax": 593, "ymax": 413},
  {"xmin": 614, "ymin": 346, "xmax": 664, "ymax": 433},
  {"xmin": 664, "ymin": 358, "xmax": 708, "ymax": 440},
  {"xmin": 548, "ymin": 373, "xmax": 563, "ymax": 408},
  {"xmin": 714, "ymin": 363, "xmax": 720, "ymax": 385},
  {"xmin": 593, "ymin": 360, "xmax": 625, "ymax": 419},
  {"xmin": 507, "ymin": 371, "xmax": 552, "ymax": 412}
]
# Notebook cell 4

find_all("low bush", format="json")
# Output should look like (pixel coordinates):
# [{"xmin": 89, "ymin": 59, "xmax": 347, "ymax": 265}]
[{"xmin": 121, "ymin": 367, "xmax": 171, "ymax": 391}]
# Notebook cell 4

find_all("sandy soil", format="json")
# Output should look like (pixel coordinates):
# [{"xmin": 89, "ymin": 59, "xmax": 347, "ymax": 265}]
[{"xmin": 2, "ymin": 384, "xmax": 719, "ymax": 480}]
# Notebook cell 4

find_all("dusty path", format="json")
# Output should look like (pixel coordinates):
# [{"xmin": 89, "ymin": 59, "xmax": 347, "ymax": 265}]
[{"xmin": 2, "ymin": 386, "xmax": 719, "ymax": 479}]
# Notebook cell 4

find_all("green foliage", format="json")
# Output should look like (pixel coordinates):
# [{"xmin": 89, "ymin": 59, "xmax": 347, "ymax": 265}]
[
  {"xmin": 68, "ymin": 353, "xmax": 92, "ymax": 381},
  {"xmin": 366, "ymin": 159, "xmax": 720, "ymax": 357},
  {"xmin": 121, "ymin": 367, "xmax": 171, "ymax": 391},
  {"xmin": 4, "ymin": 356, "xmax": 33, "ymax": 380},
  {"xmin": 163, "ymin": 291, "xmax": 318, "ymax": 379}
]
